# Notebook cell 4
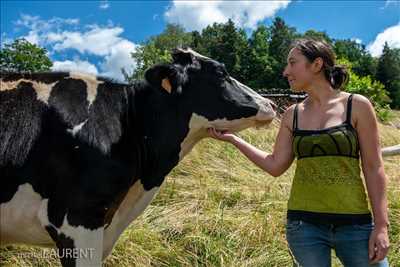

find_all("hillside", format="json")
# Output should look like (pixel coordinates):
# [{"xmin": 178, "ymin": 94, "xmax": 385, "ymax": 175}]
[{"xmin": 1, "ymin": 114, "xmax": 399, "ymax": 267}]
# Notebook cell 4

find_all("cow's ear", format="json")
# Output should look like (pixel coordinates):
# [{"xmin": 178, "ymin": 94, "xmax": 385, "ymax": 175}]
[{"xmin": 144, "ymin": 64, "xmax": 183, "ymax": 95}]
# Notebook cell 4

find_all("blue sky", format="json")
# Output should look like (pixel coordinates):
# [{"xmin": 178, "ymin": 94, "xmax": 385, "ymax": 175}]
[{"xmin": 1, "ymin": 0, "xmax": 399, "ymax": 80}]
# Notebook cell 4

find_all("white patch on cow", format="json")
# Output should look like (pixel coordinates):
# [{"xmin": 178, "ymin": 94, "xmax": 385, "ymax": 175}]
[
  {"xmin": 0, "ymin": 78, "xmax": 57, "ymax": 104},
  {"xmin": 37, "ymin": 199, "xmax": 51, "ymax": 228},
  {"xmin": 33, "ymin": 81, "xmax": 58, "ymax": 104},
  {"xmin": 178, "ymin": 113, "xmax": 260, "ymax": 160},
  {"xmin": 67, "ymin": 119, "xmax": 88, "ymax": 137},
  {"xmin": 178, "ymin": 113, "xmax": 209, "ymax": 160},
  {"xmin": 69, "ymin": 72, "xmax": 104, "ymax": 107},
  {"xmin": 0, "ymin": 183, "xmax": 53, "ymax": 246},
  {"xmin": 230, "ymin": 77, "xmax": 276, "ymax": 121},
  {"xmin": 37, "ymin": 199, "xmax": 103, "ymax": 265},
  {"xmin": 52, "ymin": 215, "xmax": 103, "ymax": 266},
  {"xmin": 103, "ymin": 181, "xmax": 159, "ymax": 259}
]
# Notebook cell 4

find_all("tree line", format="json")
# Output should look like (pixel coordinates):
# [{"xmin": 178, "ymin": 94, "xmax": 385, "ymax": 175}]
[{"xmin": 127, "ymin": 18, "xmax": 400, "ymax": 111}]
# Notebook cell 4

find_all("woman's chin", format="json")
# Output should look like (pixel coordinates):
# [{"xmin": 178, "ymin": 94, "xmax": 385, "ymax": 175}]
[
  {"xmin": 290, "ymin": 84, "xmax": 306, "ymax": 92},
  {"xmin": 290, "ymin": 85, "xmax": 301, "ymax": 92}
]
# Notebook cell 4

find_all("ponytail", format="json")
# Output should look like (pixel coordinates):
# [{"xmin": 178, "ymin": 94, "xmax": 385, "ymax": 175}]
[{"xmin": 324, "ymin": 65, "xmax": 349, "ymax": 90}]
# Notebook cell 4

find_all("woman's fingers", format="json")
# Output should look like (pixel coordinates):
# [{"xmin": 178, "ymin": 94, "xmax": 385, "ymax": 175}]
[
  {"xmin": 207, "ymin": 127, "xmax": 221, "ymax": 139},
  {"xmin": 369, "ymin": 231, "xmax": 390, "ymax": 264},
  {"xmin": 368, "ymin": 237, "xmax": 376, "ymax": 261},
  {"xmin": 370, "ymin": 246, "xmax": 386, "ymax": 264},
  {"xmin": 207, "ymin": 127, "xmax": 233, "ymax": 142},
  {"xmin": 373, "ymin": 241, "xmax": 389, "ymax": 263}
]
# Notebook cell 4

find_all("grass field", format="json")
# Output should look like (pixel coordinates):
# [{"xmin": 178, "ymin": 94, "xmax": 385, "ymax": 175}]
[{"xmin": 1, "ymin": 111, "xmax": 399, "ymax": 267}]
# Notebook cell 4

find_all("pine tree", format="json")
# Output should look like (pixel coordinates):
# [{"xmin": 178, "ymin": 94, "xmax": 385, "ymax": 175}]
[
  {"xmin": 376, "ymin": 43, "xmax": 400, "ymax": 108},
  {"xmin": 268, "ymin": 17, "xmax": 298, "ymax": 89}
]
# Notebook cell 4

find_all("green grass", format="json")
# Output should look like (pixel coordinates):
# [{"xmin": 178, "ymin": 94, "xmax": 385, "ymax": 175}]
[{"xmin": 1, "ymin": 113, "xmax": 399, "ymax": 267}]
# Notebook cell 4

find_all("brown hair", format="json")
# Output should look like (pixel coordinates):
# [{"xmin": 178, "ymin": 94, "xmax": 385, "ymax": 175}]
[{"xmin": 290, "ymin": 38, "xmax": 349, "ymax": 90}]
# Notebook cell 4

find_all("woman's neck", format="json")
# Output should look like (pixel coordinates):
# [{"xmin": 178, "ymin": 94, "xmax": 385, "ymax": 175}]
[{"xmin": 303, "ymin": 79, "xmax": 340, "ymax": 108}]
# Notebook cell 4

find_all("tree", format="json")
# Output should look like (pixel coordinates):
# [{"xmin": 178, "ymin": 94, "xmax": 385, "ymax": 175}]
[
  {"xmin": 190, "ymin": 30, "xmax": 207, "ymax": 55},
  {"xmin": 152, "ymin": 23, "xmax": 193, "ymax": 51},
  {"xmin": 338, "ymin": 58, "xmax": 392, "ymax": 121},
  {"xmin": 193, "ymin": 22, "xmax": 224, "ymax": 59},
  {"xmin": 127, "ymin": 23, "xmax": 192, "ymax": 81},
  {"xmin": 376, "ymin": 43, "xmax": 400, "ymax": 108},
  {"xmin": 0, "ymin": 38, "xmax": 52, "ymax": 72},
  {"xmin": 197, "ymin": 19, "xmax": 249, "ymax": 81},
  {"xmin": 126, "ymin": 43, "xmax": 171, "ymax": 82},
  {"xmin": 334, "ymin": 39, "xmax": 377, "ymax": 77},
  {"xmin": 240, "ymin": 25, "xmax": 274, "ymax": 90},
  {"xmin": 303, "ymin": 29, "xmax": 333, "ymax": 44},
  {"xmin": 268, "ymin": 17, "xmax": 298, "ymax": 89}
]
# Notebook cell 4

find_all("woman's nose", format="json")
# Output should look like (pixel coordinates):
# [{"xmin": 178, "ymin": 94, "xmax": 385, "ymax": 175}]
[{"xmin": 283, "ymin": 66, "xmax": 289, "ymax": 77}]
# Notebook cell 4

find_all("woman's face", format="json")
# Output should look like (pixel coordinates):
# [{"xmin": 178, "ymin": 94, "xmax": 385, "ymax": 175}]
[{"xmin": 283, "ymin": 48, "xmax": 314, "ymax": 92}]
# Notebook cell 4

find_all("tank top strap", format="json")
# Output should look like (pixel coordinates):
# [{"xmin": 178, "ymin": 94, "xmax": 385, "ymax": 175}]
[
  {"xmin": 292, "ymin": 104, "xmax": 299, "ymax": 133},
  {"xmin": 345, "ymin": 94, "xmax": 354, "ymax": 124}
]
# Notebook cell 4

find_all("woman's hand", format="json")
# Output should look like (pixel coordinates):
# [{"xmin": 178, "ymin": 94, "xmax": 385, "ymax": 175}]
[
  {"xmin": 207, "ymin": 127, "xmax": 236, "ymax": 143},
  {"xmin": 369, "ymin": 226, "xmax": 390, "ymax": 264}
]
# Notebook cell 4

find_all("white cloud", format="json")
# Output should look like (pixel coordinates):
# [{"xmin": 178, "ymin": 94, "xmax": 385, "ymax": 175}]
[
  {"xmin": 99, "ymin": 1, "xmax": 110, "ymax": 10},
  {"xmin": 15, "ymin": 14, "xmax": 79, "ymax": 34},
  {"xmin": 14, "ymin": 14, "xmax": 80, "ymax": 47},
  {"xmin": 24, "ymin": 30, "xmax": 40, "ymax": 45},
  {"xmin": 50, "ymin": 26, "xmax": 125, "ymax": 56},
  {"xmin": 367, "ymin": 23, "xmax": 400, "ymax": 57},
  {"xmin": 100, "ymin": 40, "xmax": 137, "ymax": 81},
  {"xmin": 351, "ymin": 38, "xmax": 362, "ymax": 44},
  {"xmin": 165, "ymin": 0, "xmax": 291, "ymax": 31},
  {"xmin": 52, "ymin": 59, "xmax": 99, "ymax": 75},
  {"xmin": 11, "ymin": 14, "xmax": 138, "ymax": 81},
  {"xmin": 0, "ymin": 33, "xmax": 13, "ymax": 48},
  {"xmin": 45, "ymin": 25, "xmax": 137, "ymax": 80}
]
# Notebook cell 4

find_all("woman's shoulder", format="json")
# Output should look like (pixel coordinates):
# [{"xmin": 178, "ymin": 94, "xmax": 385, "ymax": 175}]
[
  {"xmin": 350, "ymin": 93, "xmax": 372, "ymax": 105},
  {"xmin": 281, "ymin": 103, "xmax": 298, "ymax": 131},
  {"xmin": 336, "ymin": 92, "xmax": 372, "ymax": 111},
  {"xmin": 347, "ymin": 93, "xmax": 376, "ymax": 127},
  {"xmin": 348, "ymin": 93, "xmax": 374, "ymax": 113}
]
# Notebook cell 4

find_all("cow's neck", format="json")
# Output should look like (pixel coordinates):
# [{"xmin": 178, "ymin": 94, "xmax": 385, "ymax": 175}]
[{"xmin": 123, "ymin": 83, "xmax": 192, "ymax": 190}]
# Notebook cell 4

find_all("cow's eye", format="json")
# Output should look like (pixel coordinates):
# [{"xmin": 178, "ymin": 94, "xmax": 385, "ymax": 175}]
[
  {"xmin": 216, "ymin": 66, "xmax": 229, "ymax": 77},
  {"xmin": 216, "ymin": 70, "xmax": 225, "ymax": 77}
]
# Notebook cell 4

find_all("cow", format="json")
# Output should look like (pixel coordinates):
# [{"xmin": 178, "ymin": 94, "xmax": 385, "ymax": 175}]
[{"xmin": 0, "ymin": 48, "xmax": 276, "ymax": 266}]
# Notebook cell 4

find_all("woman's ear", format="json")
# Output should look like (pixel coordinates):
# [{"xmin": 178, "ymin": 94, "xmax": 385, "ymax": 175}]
[
  {"xmin": 312, "ymin": 57, "xmax": 324, "ymax": 73},
  {"xmin": 144, "ymin": 64, "xmax": 183, "ymax": 95}
]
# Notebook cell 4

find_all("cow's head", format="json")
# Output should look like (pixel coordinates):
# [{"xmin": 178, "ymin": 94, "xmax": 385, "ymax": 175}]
[{"xmin": 144, "ymin": 48, "xmax": 276, "ymax": 158}]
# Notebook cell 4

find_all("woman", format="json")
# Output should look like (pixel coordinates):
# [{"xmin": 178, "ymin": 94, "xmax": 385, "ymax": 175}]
[{"xmin": 208, "ymin": 38, "xmax": 390, "ymax": 266}]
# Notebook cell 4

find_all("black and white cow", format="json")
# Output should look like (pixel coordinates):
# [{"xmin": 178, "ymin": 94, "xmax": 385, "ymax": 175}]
[{"xmin": 0, "ymin": 48, "xmax": 276, "ymax": 266}]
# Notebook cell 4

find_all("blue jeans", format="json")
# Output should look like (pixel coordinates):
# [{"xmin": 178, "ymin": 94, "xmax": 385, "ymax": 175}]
[{"xmin": 286, "ymin": 219, "xmax": 389, "ymax": 267}]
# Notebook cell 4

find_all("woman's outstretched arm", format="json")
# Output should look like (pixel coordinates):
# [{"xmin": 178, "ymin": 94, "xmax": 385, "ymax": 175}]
[{"xmin": 208, "ymin": 105, "xmax": 296, "ymax": 177}]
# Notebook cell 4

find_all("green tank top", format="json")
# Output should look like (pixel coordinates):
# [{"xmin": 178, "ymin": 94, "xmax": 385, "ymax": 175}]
[{"xmin": 288, "ymin": 94, "xmax": 371, "ymax": 225}]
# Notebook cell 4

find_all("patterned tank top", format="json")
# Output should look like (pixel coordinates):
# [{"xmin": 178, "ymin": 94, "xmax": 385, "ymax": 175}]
[{"xmin": 287, "ymin": 94, "xmax": 372, "ymax": 225}]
